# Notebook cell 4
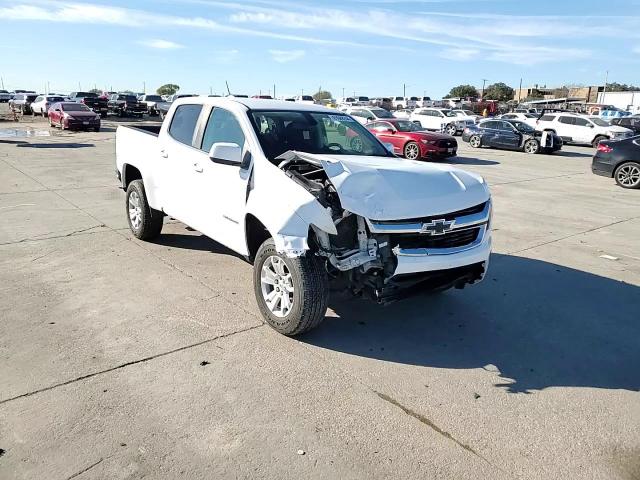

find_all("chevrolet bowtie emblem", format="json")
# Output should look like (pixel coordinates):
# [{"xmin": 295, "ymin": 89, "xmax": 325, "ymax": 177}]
[{"xmin": 421, "ymin": 219, "xmax": 455, "ymax": 235}]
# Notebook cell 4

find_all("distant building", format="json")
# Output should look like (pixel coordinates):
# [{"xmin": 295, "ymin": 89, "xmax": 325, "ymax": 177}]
[
  {"xmin": 514, "ymin": 85, "xmax": 604, "ymax": 103},
  {"xmin": 568, "ymin": 86, "xmax": 604, "ymax": 103},
  {"xmin": 597, "ymin": 91, "xmax": 640, "ymax": 113},
  {"xmin": 513, "ymin": 86, "xmax": 553, "ymax": 102}
]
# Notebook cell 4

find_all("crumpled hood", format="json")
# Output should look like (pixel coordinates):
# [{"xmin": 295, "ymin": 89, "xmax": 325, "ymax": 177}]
[{"xmin": 289, "ymin": 152, "xmax": 490, "ymax": 220}]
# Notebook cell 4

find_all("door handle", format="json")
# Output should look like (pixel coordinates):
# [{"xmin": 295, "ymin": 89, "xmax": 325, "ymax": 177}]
[
  {"xmin": 193, "ymin": 162, "xmax": 203, "ymax": 173},
  {"xmin": 160, "ymin": 149, "xmax": 168, "ymax": 158}
]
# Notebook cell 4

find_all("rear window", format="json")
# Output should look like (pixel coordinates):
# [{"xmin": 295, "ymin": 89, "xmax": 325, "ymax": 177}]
[
  {"xmin": 539, "ymin": 115, "xmax": 556, "ymax": 122},
  {"xmin": 119, "ymin": 95, "xmax": 138, "ymax": 102},
  {"xmin": 77, "ymin": 92, "xmax": 97, "ymax": 97},
  {"xmin": 144, "ymin": 95, "xmax": 162, "ymax": 101},
  {"xmin": 62, "ymin": 104, "xmax": 91, "ymax": 112},
  {"xmin": 301, "ymin": 95, "xmax": 314, "ymax": 101},
  {"xmin": 26, "ymin": 95, "xmax": 37, "ymax": 101},
  {"xmin": 169, "ymin": 104, "xmax": 203, "ymax": 146}
]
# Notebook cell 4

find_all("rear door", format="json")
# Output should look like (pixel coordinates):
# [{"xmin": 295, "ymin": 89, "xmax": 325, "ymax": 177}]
[{"xmin": 158, "ymin": 103, "xmax": 205, "ymax": 226}]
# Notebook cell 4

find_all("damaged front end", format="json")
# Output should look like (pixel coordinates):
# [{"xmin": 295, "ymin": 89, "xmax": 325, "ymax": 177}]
[{"xmin": 278, "ymin": 151, "xmax": 491, "ymax": 303}]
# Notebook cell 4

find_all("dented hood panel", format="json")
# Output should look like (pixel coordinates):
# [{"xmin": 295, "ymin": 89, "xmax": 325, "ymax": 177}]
[{"xmin": 292, "ymin": 152, "xmax": 490, "ymax": 220}]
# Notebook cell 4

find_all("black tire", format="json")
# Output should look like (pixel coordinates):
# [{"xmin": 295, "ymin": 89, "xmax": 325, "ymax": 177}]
[
  {"xmin": 125, "ymin": 180, "xmax": 164, "ymax": 240},
  {"xmin": 469, "ymin": 135, "xmax": 482, "ymax": 148},
  {"xmin": 592, "ymin": 135, "xmax": 608, "ymax": 148},
  {"xmin": 614, "ymin": 161, "xmax": 640, "ymax": 189},
  {"xmin": 253, "ymin": 238, "xmax": 328, "ymax": 336},
  {"xmin": 523, "ymin": 139, "xmax": 540, "ymax": 154}
]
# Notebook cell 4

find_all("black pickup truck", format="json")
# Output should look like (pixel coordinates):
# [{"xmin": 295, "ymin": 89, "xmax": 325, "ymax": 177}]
[
  {"xmin": 67, "ymin": 92, "xmax": 109, "ymax": 115},
  {"xmin": 107, "ymin": 93, "xmax": 147, "ymax": 117}
]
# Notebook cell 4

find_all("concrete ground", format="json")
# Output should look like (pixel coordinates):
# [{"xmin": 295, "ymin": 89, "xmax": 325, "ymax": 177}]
[{"xmin": 0, "ymin": 106, "xmax": 639, "ymax": 480}]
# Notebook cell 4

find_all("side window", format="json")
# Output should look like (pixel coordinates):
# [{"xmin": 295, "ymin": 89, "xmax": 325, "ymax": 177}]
[
  {"xmin": 573, "ymin": 117, "xmax": 589, "ymax": 127},
  {"xmin": 540, "ymin": 115, "xmax": 555, "ymax": 122},
  {"xmin": 201, "ymin": 107, "xmax": 246, "ymax": 153},
  {"xmin": 35, "ymin": 96, "xmax": 43, "ymax": 102},
  {"xmin": 169, "ymin": 104, "xmax": 203, "ymax": 146},
  {"xmin": 373, "ymin": 122, "xmax": 392, "ymax": 132},
  {"xmin": 558, "ymin": 116, "xmax": 574, "ymax": 125},
  {"xmin": 482, "ymin": 121, "xmax": 497, "ymax": 129}
]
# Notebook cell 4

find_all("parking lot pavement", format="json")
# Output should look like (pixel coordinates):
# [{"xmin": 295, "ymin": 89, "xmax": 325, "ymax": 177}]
[{"xmin": 1, "ymin": 113, "xmax": 639, "ymax": 479}]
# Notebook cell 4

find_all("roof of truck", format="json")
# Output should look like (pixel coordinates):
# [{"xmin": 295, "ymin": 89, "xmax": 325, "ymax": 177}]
[{"xmin": 174, "ymin": 96, "xmax": 337, "ymax": 113}]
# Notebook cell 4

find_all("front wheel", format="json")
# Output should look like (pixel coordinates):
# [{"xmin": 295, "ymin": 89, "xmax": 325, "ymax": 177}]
[
  {"xmin": 125, "ymin": 180, "xmax": 164, "ymax": 239},
  {"xmin": 445, "ymin": 124, "xmax": 457, "ymax": 136},
  {"xmin": 253, "ymin": 239, "xmax": 328, "ymax": 336},
  {"xmin": 523, "ymin": 139, "xmax": 540, "ymax": 154},
  {"xmin": 614, "ymin": 162, "xmax": 640, "ymax": 189},
  {"xmin": 403, "ymin": 141, "xmax": 421, "ymax": 160},
  {"xmin": 469, "ymin": 135, "xmax": 482, "ymax": 148},
  {"xmin": 592, "ymin": 135, "xmax": 608, "ymax": 148}
]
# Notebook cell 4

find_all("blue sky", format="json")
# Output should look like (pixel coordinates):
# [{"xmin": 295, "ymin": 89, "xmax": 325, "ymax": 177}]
[{"xmin": 1, "ymin": 0, "xmax": 639, "ymax": 98}]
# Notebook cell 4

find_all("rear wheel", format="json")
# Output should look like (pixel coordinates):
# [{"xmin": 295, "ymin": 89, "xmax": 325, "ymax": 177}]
[
  {"xmin": 469, "ymin": 135, "xmax": 482, "ymax": 148},
  {"xmin": 403, "ymin": 141, "xmax": 421, "ymax": 160},
  {"xmin": 126, "ymin": 180, "xmax": 164, "ymax": 239},
  {"xmin": 253, "ymin": 238, "xmax": 328, "ymax": 336},
  {"xmin": 614, "ymin": 162, "xmax": 640, "ymax": 189}
]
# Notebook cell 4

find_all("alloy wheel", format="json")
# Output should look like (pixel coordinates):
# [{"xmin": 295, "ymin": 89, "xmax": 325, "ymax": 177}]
[
  {"xmin": 404, "ymin": 143, "xmax": 420, "ymax": 160},
  {"xmin": 616, "ymin": 164, "xmax": 640, "ymax": 188},
  {"xmin": 128, "ymin": 190, "xmax": 143, "ymax": 229},
  {"xmin": 260, "ymin": 255, "xmax": 294, "ymax": 318}
]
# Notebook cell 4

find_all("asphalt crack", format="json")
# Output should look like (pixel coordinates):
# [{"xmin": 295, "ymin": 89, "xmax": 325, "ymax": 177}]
[
  {"xmin": 65, "ymin": 458, "xmax": 104, "ymax": 480},
  {"xmin": 0, "ymin": 324, "xmax": 264, "ymax": 406}
]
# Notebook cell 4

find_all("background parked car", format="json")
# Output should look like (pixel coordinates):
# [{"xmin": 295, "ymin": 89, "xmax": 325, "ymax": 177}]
[
  {"xmin": 48, "ymin": 102, "xmax": 101, "ymax": 131},
  {"xmin": 610, "ymin": 116, "xmax": 640, "ymax": 135},
  {"xmin": 462, "ymin": 119, "xmax": 562, "ymax": 154},
  {"xmin": 294, "ymin": 95, "xmax": 315, "ymax": 105},
  {"xmin": 392, "ymin": 96, "xmax": 417, "ymax": 110},
  {"xmin": 107, "ymin": 93, "xmax": 147, "ymax": 117},
  {"xmin": 592, "ymin": 136, "xmax": 640, "ymax": 189},
  {"xmin": 8, "ymin": 93, "xmax": 38, "ymax": 114},
  {"xmin": 67, "ymin": 91, "xmax": 109, "ymax": 116},
  {"xmin": 500, "ymin": 112, "xmax": 538, "ymax": 127},
  {"xmin": 392, "ymin": 109, "xmax": 413, "ymax": 120},
  {"xmin": 410, "ymin": 108, "xmax": 473, "ymax": 136},
  {"xmin": 418, "ymin": 96, "xmax": 433, "ymax": 107},
  {"xmin": 30, "ymin": 95, "xmax": 66, "ymax": 117},
  {"xmin": 366, "ymin": 119, "xmax": 457, "ymax": 160},
  {"xmin": 344, "ymin": 106, "xmax": 396, "ymax": 124},
  {"xmin": 536, "ymin": 113, "xmax": 634, "ymax": 147},
  {"xmin": 138, "ymin": 94, "xmax": 164, "ymax": 116},
  {"xmin": 155, "ymin": 94, "xmax": 198, "ymax": 120},
  {"xmin": 0, "ymin": 90, "xmax": 12, "ymax": 103}
]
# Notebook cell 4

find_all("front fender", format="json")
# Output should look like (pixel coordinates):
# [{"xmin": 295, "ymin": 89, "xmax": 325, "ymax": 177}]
[{"xmin": 245, "ymin": 166, "xmax": 337, "ymax": 257}]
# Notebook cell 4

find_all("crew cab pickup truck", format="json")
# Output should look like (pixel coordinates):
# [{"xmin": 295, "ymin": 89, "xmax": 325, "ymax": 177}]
[
  {"xmin": 115, "ymin": 98, "xmax": 492, "ymax": 335},
  {"xmin": 108, "ymin": 93, "xmax": 147, "ymax": 117},
  {"xmin": 67, "ymin": 91, "xmax": 108, "ymax": 115}
]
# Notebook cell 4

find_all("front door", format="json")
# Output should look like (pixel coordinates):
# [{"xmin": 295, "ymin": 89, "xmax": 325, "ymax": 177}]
[
  {"xmin": 189, "ymin": 106, "xmax": 252, "ymax": 254},
  {"xmin": 495, "ymin": 121, "xmax": 521, "ymax": 149}
]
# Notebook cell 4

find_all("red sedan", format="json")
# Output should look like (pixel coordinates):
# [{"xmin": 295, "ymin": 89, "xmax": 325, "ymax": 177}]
[
  {"xmin": 48, "ymin": 102, "xmax": 101, "ymax": 132},
  {"xmin": 366, "ymin": 119, "xmax": 457, "ymax": 160}
]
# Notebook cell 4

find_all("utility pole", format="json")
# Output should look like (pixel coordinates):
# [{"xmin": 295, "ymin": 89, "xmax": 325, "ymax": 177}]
[
  {"xmin": 0, "ymin": 76, "xmax": 4, "ymax": 90},
  {"xmin": 273, "ymin": 84, "xmax": 276, "ymax": 99},
  {"xmin": 143, "ymin": 81, "xmax": 146, "ymax": 94},
  {"xmin": 78, "ymin": 81, "xmax": 81, "ymax": 91},
  {"xmin": 602, "ymin": 70, "xmax": 609, "ymax": 102},
  {"xmin": 342, "ymin": 87, "xmax": 345, "ymax": 99},
  {"xmin": 518, "ymin": 77, "xmax": 522, "ymax": 103},
  {"xmin": 403, "ymin": 83, "xmax": 406, "ymax": 98},
  {"xmin": 481, "ymin": 79, "xmax": 488, "ymax": 99}
]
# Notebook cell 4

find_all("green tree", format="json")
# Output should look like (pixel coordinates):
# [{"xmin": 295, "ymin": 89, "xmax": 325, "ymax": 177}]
[
  {"xmin": 483, "ymin": 82, "xmax": 514, "ymax": 101},
  {"xmin": 445, "ymin": 85, "xmax": 479, "ymax": 99},
  {"xmin": 605, "ymin": 82, "xmax": 640, "ymax": 92},
  {"xmin": 313, "ymin": 89, "xmax": 332, "ymax": 102},
  {"xmin": 156, "ymin": 84, "xmax": 180, "ymax": 96}
]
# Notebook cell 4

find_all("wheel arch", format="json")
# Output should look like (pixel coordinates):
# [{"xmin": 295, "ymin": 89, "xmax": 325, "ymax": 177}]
[{"xmin": 122, "ymin": 163, "xmax": 142, "ymax": 189}]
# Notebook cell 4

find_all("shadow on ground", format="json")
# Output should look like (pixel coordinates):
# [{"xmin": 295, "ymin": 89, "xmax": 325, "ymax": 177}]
[
  {"xmin": 447, "ymin": 156, "xmax": 500, "ymax": 166},
  {"xmin": 16, "ymin": 143, "xmax": 95, "ymax": 149},
  {"xmin": 301, "ymin": 253, "xmax": 640, "ymax": 393},
  {"xmin": 151, "ymin": 231, "xmax": 245, "ymax": 259},
  {"xmin": 555, "ymin": 150, "xmax": 594, "ymax": 158}
]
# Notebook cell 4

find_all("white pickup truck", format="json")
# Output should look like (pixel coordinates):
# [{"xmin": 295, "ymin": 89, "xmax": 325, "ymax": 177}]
[{"xmin": 115, "ymin": 98, "xmax": 492, "ymax": 335}]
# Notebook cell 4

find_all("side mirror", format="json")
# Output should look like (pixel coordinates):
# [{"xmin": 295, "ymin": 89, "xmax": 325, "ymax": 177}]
[
  {"xmin": 385, "ymin": 128, "xmax": 395, "ymax": 134},
  {"xmin": 367, "ymin": 117, "xmax": 374, "ymax": 121},
  {"xmin": 383, "ymin": 142, "xmax": 394, "ymax": 153},
  {"xmin": 209, "ymin": 142, "xmax": 242, "ymax": 165}
]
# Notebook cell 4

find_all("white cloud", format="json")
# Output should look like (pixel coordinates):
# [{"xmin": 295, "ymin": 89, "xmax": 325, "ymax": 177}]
[
  {"xmin": 268, "ymin": 49, "xmax": 305, "ymax": 63},
  {"xmin": 139, "ymin": 39, "xmax": 184, "ymax": 49},
  {"xmin": 440, "ymin": 48, "xmax": 480, "ymax": 61}
]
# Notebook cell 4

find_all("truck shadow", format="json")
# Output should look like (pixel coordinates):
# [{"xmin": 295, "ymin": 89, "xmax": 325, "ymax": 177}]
[
  {"xmin": 301, "ymin": 253, "xmax": 640, "ymax": 393},
  {"xmin": 151, "ymin": 232, "xmax": 245, "ymax": 259}
]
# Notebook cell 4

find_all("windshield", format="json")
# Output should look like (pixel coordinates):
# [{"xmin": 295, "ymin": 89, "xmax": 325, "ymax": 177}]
[
  {"xmin": 511, "ymin": 121, "xmax": 535, "ymax": 133},
  {"xmin": 121, "ymin": 95, "xmax": 138, "ymax": 102},
  {"xmin": 591, "ymin": 118, "xmax": 609, "ymax": 127},
  {"xmin": 78, "ymin": 92, "xmax": 97, "ymax": 97},
  {"xmin": 145, "ymin": 95, "xmax": 162, "ymax": 101},
  {"xmin": 47, "ymin": 96, "xmax": 64, "ymax": 102},
  {"xmin": 251, "ymin": 110, "xmax": 390, "ymax": 161},
  {"xmin": 62, "ymin": 104, "xmax": 91, "ymax": 112},
  {"xmin": 26, "ymin": 95, "xmax": 37, "ymax": 101},
  {"xmin": 358, "ymin": 96, "xmax": 369, "ymax": 102},
  {"xmin": 442, "ymin": 110, "xmax": 457, "ymax": 117},
  {"xmin": 394, "ymin": 121, "xmax": 423, "ymax": 132},
  {"xmin": 301, "ymin": 95, "xmax": 314, "ymax": 101},
  {"xmin": 371, "ymin": 109, "xmax": 394, "ymax": 118}
]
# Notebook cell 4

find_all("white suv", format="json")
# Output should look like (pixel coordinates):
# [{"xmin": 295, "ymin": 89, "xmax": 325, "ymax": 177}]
[
  {"xmin": 410, "ymin": 108, "xmax": 475, "ymax": 136},
  {"xmin": 343, "ymin": 106, "xmax": 396, "ymax": 125},
  {"xmin": 392, "ymin": 96, "xmax": 416, "ymax": 110},
  {"xmin": 536, "ymin": 113, "xmax": 634, "ymax": 147}
]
